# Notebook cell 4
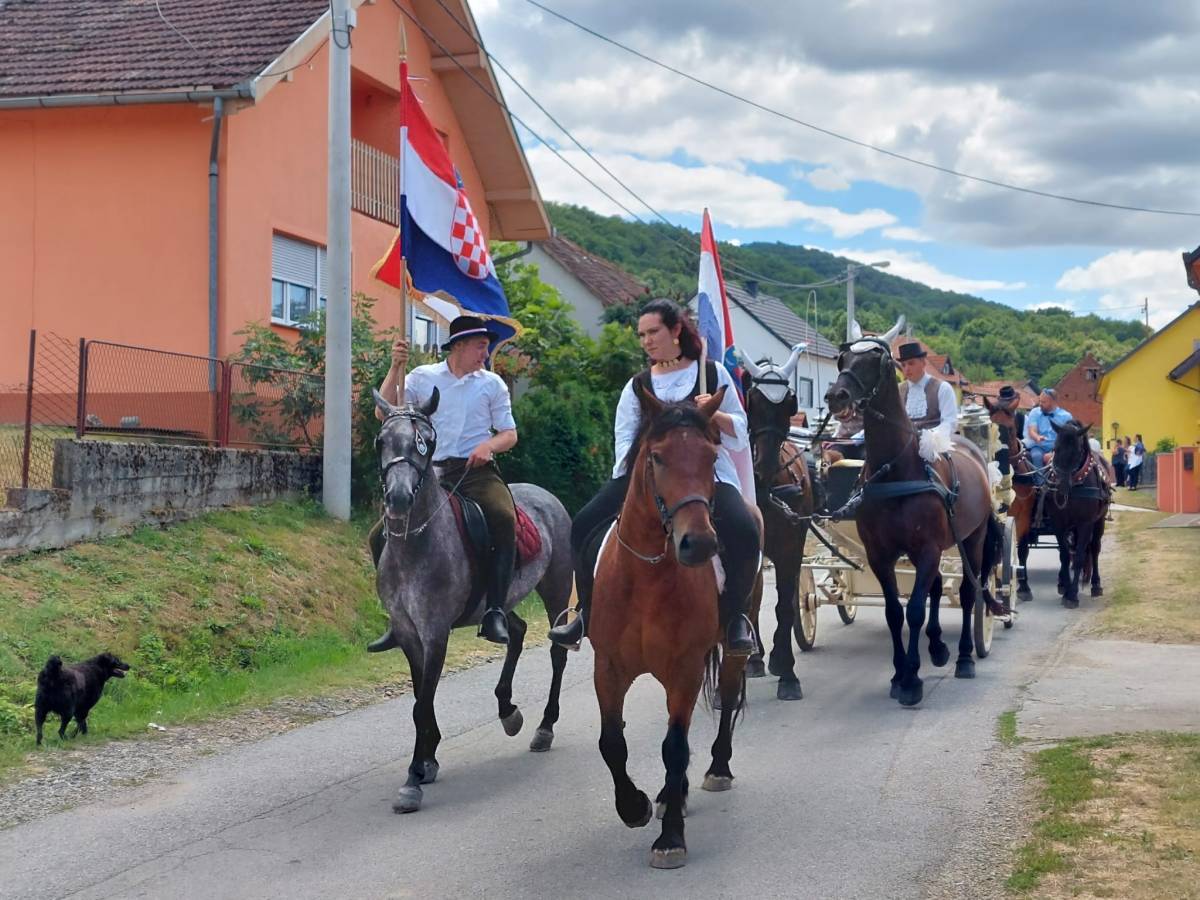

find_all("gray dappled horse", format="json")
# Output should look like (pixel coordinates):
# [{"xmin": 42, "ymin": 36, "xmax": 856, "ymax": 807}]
[
  {"xmin": 372, "ymin": 388, "xmax": 574, "ymax": 813},
  {"xmin": 734, "ymin": 343, "xmax": 812, "ymax": 702}
]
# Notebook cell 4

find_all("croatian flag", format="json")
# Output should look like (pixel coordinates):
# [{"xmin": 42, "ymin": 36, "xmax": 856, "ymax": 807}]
[
  {"xmin": 372, "ymin": 63, "xmax": 520, "ymax": 348},
  {"xmin": 695, "ymin": 209, "xmax": 743, "ymax": 397},
  {"xmin": 695, "ymin": 209, "xmax": 756, "ymax": 504}
]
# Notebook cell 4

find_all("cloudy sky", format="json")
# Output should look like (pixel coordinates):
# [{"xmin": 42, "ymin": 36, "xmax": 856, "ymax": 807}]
[{"xmin": 471, "ymin": 0, "xmax": 1200, "ymax": 328}]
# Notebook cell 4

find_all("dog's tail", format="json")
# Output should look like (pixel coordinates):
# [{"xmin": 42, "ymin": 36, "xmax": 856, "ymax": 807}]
[{"xmin": 38, "ymin": 655, "xmax": 64, "ymax": 689}]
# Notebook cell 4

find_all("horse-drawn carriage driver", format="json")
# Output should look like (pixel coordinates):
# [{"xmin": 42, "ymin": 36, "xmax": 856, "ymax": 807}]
[
  {"xmin": 548, "ymin": 298, "xmax": 761, "ymax": 656},
  {"xmin": 896, "ymin": 341, "xmax": 958, "ymax": 441},
  {"xmin": 370, "ymin": 315, "xmax": 519, "ymax": 646}
]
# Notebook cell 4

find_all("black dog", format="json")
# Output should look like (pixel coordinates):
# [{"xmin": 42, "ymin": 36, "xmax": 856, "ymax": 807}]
[{"xmin": 35, "ymin": 653, "xmax": 130, "ymax": 745}]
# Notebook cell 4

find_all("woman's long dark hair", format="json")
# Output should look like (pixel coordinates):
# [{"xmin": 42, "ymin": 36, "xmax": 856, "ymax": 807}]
[{"xmin": 640, "ymin": 298, "xmax": 703, "ymax": 360}]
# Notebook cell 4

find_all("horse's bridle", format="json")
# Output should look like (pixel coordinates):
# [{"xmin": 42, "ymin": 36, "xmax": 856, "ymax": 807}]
[
  {"xmin": 378, "ymin": 409, "xmax": 438, "ymax": 494},
  {"xmin": 834, "ymin": 338, "xmax": 896, "ymax": 421}
]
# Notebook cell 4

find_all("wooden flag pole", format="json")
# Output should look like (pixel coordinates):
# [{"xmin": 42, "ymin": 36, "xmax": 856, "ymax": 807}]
[
  {"xmin": 698, "ymin": 337, "xmax": 709, "ymax": 395},
  {"xmin": 396, "ymin": 37, "xmax": 409, "ymax": 407}
]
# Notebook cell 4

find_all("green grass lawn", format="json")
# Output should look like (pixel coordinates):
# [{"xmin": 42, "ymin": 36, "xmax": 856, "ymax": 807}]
[{"xmin": 0, "ymin": 500, "xmax": 552, "ymax": 780}]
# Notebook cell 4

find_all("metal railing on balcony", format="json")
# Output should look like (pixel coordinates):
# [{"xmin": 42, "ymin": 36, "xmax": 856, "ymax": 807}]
[{"xmin": 352, "ymin": 139, "xmax": 400, "ymax": 226}]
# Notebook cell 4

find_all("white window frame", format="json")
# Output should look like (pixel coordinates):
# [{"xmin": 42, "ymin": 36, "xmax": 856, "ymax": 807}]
[
  {"xmin": 796, "ymin": 375, "xmax": 814, "ymax": 409},
  {"xmin": 271, "ymin": 234, "xmax": 328, "ymax": 328},
  {"xmin": 411, "ymin": 309, "xmax": 440, "ymax": 354}
]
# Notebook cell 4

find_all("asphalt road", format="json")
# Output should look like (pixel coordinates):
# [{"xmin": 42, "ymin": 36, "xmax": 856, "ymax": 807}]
[{"xmin": 1, "ymin": 548, "xmax": 1077, "ymax": 900}]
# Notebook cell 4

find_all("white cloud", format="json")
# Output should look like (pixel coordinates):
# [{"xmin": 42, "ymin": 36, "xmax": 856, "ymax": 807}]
[
  {"xmin": 881, "ymin": 226, "xmax": 934, "ymax": 243},
  {"xmin": 727, "ymin": 238, "xmax": 743, "ymax": 246},
  {"xmin": 1024, "ymin": 299, "xmax": 1077, "ymax": 311},
  {"xmin": 525, "ymin": 146, "xmax": 896, "ymax": 236},
  {"xmin": 1055, "ymin": 249, "xmax": 1194, "ymax": 327},
  {"xmin": 803, "ymin": 167, "xmax": 852, "ymax": 192},
  {"xmin": 827, "ymin": 247, "xmax": 1027, "ymax": 294}
]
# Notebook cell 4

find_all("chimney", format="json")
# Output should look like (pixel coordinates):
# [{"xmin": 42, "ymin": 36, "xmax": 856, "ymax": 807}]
[{"xmin": 746, "ymin": 280, "xmax": 759, "ymax": 297}]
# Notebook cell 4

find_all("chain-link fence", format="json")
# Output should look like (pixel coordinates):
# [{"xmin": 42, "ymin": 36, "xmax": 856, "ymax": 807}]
[{"xmin": 1, "ymin": 331, "xmax": 324, "ymax": 496}]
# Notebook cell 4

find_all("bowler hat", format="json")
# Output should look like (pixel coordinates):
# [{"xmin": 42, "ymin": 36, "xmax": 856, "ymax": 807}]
[
  {"xmin": 441, "ymin": 315, "xmax": 499, "ymax": 351},
  {"xmin": 997, "ymin": 385, "xmax": 1019, "ymax": 406},
  {"xmin": 896, "ymin": 342, "xmax": 927, "ymax": 362}
]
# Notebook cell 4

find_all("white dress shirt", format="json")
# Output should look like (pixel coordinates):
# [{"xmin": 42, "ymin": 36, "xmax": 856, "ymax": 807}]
[
  {"xmin": 905, "ymin": 373, "xmax": 958, "ymax": 439},
  {"xmin": 611, "ymin": 361, "xmax": 749, "ymax": 492},
  {"xmin": 403, "ymin": 361, "xmax": 516, "ymax": 462}
]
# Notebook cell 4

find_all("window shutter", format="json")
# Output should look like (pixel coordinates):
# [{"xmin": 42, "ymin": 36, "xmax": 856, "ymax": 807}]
[{"xmin": 272, "ymin": 234, "xmax": 318, "ymax": 287}]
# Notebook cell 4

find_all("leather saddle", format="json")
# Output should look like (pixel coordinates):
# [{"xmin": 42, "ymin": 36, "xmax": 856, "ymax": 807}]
[{"xmin": 445, "ymin": 490, "xmax": 544, "ymax": 623}]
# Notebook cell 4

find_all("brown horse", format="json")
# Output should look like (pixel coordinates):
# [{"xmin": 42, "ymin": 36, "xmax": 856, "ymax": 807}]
[
  {"xmin": 737, "ymin": 347, "xmax": 815, "ymax": 701},
  {"xmin": 1044, "ymin": 420, "xmax": 1110, "ymax": 608},
  {"xmin": 591, "ymin": 384, "xmax": 760, "ymax": 869},
  {"xmin": 825, "ymin": 322, "xmax": 999, "ymax": 706}
]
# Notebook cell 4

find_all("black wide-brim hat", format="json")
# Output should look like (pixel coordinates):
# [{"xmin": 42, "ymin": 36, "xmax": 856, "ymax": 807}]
[
  {"xmin": 997, "ymin": 385, "xmax": 1019, "ymax": 406},
  {"xmin": 441, "ymin": 315, "xmax": 500, "ymax": 351},
  {"xmin": 896, "ymin": 341, "xmax": 927, "ymax": 361}
]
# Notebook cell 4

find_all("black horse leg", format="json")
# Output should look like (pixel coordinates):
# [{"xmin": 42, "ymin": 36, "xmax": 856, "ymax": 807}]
[
  {"xmin": 955, "ymin": 531, "xmax": 984, "ymax": 678},
  {"xmin": 926, "ymin": 573, "xmax": 950, "ymax": 668},
  {"xmin": 899, "ymin": 549, "xmax": 940, "ymax": 706},
  {"xmin": 530, "ymin": 643, "xmax": 569, "ymax": 752},
  {"xmin": 595, "ymin": 657, "xmax": 650, "ymax": 829},
  {"xmin": 705, "ymin": 650, "xmax": 746, "ymax": 789},
  {"xmin": 1068, "ymin": 521, "xmax": 1092, "ymax": 608},
  {"xmin": 770, "ymin": 558, "xmax": 802, "ymax": 700},
  {"xmin": 652, "ymin": 675, "xmax": 700, "ymax": 869},
  {"xmin": 1089, "ymin": 523, "xmax": 1104, "ymax": 597},
  {"xmin": 745, "ymin": 600, "xmax": 767, "ymax": 679},
  {"xmin": 1016, "ymin": 534, "xmax": 1033, "ymax": 601},
  {"xmin": 866, "ymin": 549, "xmax": 905, "ymax": 698},
  {"xmin": 1055, "ymin": 529, "xmax": 1073, "ymax": 606},
  {"xmin": 494, "ymin": 611, "xmax": 527, "ymax": 736},
  {"xmin": 394, "ymin": 636, "xmax": 447, "ymax": 813}
]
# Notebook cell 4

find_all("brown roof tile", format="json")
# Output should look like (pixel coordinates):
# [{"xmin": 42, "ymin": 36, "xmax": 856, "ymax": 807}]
[
  {"xmin": 0, "ymin": 0, "xmax": 329, "ymax": 99},
  {"xmin": 537, "ymin": 235, "xmax": 648, "ymax": 307}
]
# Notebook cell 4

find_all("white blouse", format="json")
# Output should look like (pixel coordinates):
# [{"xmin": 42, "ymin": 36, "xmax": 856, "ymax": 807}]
[{"xmin": 611, "ymin": 360, "xmax": 749, "ymax": 492}]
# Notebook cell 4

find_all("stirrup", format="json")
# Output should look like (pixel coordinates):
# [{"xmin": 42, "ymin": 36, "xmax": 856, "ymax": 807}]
[{"xmin": 548, "ymin": 607, "xmax": 585, "ymax": 650}]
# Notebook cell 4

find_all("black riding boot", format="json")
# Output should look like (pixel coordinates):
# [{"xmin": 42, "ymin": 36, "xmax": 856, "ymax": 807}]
[
  {"xmin": 479, "ymin": 544, "xmax": 515, "ymax": 645},
  {"xmin": 549, "ymin": 558, "xmax": 592, "ymax": 648},
  {"xmin": 722, "ymin": 589, "xmax": 756, "ymax": 657}
]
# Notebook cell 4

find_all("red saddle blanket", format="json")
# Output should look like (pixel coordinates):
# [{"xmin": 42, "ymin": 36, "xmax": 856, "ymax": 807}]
[{"xmin": 448, "ymin": 494, "xmax": 542, "ymax": 568}]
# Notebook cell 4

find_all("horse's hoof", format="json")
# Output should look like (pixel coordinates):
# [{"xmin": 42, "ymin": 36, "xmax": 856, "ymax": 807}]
[
  {"xmin": 955, "ymin": 658, "xmax": 976, "ymax": 679},
  {"xmin": 702, "ymin": 773, "xmax": 734, "ymax": 792},
  {"xmin": 777, "ymin": 679, "xmax": 803, "ymax": 701},
  {"xmin": 1065, "ymin": 596, "xmax": 1079, "ymax": 610},
  {"xmin": 929, "ymin": 642, "xmax": 951, "ymax": 668},
  {"xmin": 393, "ymin": 786, "xmax": 423, "ymax": 814},
  {"xmin": 898, "ymin": 680, "xmax": 923, "ymax": 707},
  {"xmin": 889, "ymin": 682, "xmax": 902, "ymax": 699},
  {"xmin": 420, "ymin": 761, "xmax": 440, "ymax": 785},
  {"xmin": 1091, "ymin": 586, "xmax": 1103, "ymax": 598},
  {"xmin": 1017, "ymin": 588, "xmax": 1033, "ymax": 603},
  {"xmin": 650, "ymin": 847, "xmax": 687, "ymax": 869},
  {"xmin": 501, "ymin": 708, "xmax": 524, "ymax": 737},
  {"xmin": 655, "ymin": 798, "xmax": 687, "ymax": 820},
  {"xmin": 619, "ymin": 791, "xmax": 653, "ymax": 828},
  {"xmin": 529, "ymin": 727, "xmax": 554, "ymax": 753},
  {"xmin": 745, "ymin": 657, "xmax": 767, "ymax": 679}
]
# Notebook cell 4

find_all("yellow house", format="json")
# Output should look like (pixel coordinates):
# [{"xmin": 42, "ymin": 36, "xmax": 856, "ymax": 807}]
[{"xmin": 1099, "ymin": 302, "xmax": 1200, "ymax": 452}]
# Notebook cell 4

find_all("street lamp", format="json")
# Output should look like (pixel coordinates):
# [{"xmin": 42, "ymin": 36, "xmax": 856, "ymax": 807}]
[{"xmin": 846, "ymin": 260, "xmax": 890, "ymax": 341}]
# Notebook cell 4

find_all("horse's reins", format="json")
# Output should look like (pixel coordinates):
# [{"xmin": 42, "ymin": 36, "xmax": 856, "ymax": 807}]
[
  {"xmin": 378, "ymin": 410, "xmax": 470, "ymax": 541},
  {"xmin": 615, "ymin": 433, "xmax": 716, "ymax": 565}
]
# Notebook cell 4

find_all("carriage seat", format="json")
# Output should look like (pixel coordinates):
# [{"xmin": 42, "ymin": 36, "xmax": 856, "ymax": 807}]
[{"xmin": 823, "ymin": 459, "xmax": 865, "ymax": 519}]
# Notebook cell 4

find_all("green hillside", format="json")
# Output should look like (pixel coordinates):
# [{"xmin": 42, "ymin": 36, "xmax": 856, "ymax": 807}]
[{"xmin": 546, "ymin": 202, "xmax": 1149, "ymax": 385}]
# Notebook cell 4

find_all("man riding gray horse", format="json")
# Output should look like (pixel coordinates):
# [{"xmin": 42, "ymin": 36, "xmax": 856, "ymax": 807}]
[{"xmin": 369, "ymin": 314, "xmax": 519, "ymax": 645}]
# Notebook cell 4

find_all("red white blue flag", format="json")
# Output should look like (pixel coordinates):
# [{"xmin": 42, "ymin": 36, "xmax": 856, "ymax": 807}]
[
  {"xmin": 372, "ymin": 63, "xmax": 519, "ymax": 348},
  {"xmin": 696, "ymin": 209, "xmax": 743, "ymax": 397}
]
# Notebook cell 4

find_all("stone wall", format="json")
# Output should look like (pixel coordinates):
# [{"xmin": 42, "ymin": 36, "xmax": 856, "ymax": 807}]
[{"xmin": 1, "ymin": 440, "xmax": 321, "ymax": 554}]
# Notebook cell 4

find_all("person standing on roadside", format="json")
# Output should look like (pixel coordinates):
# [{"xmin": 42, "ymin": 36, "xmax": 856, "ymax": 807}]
[
  {"xmin": 1111, "ymin": 438, "xmax": 1127, "ymax": 488},
  {"xmin": 1127, "ymin": 434, "xmax": 1146, "ymax": 491}
]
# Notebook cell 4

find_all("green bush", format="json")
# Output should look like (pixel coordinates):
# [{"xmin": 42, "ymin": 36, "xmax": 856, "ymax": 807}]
[
  {"xmin": 502, "ymin": 381, "xmax": 613, "ymax": 516},
  {"xmin": 1153, "ymin": 436, "xmax": 1177, "ymax": 454}
]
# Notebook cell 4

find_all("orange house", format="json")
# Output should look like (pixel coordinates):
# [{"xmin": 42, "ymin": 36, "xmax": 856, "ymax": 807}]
[{"xmin": 0, "ymin": 0, "xmax": 549, "ymax": 394}]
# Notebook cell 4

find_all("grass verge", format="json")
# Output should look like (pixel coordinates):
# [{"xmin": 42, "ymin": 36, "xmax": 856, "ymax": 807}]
[
  {"xmin": 1110, "ymin": 487, "xmax": 1158, "ymax": 511},
  {"xmin": 1089, "ymin": 507, "xmax": 1200, "ymax": 643},
  {"xmin": 0, "ymin": 500, "xmax": 552, "ymax": 781},
  {"xmin": 1008, "ymin": 733, "xmax": 1200, "ymax": 897},
  {"xmin": 998, "ymin": 709, "xmax": 1021, "ymax": 748}
]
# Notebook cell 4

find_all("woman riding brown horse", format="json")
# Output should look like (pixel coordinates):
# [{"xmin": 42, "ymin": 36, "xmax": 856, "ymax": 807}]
[
  {"xmin": 590, "ymin": 385, "xmax": 760, "ymax": 869},
  {"xmin": 825, "ymin": 320, "xmax": 999, "ymax": 706}
]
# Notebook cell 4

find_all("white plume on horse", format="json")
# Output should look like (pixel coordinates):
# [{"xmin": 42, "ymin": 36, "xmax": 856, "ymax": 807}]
[
  {"xmin": 918, "ymin": 427, "xmax": 954, "ymax": 463},
  {"xmin": 732, "ymin": 342, "xmax": 806, "ymax": 405}
]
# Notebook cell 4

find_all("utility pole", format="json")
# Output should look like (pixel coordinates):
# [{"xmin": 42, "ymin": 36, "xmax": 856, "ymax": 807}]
[
  {"xmin": 323, "ymin": 0, "xmax": 353, "ymax": 520},
  {"xmin": 845, "ymin": 264, "xmax": 856, "ymax": 342},
  {"xmin": 1143, "ymin": 297, "xmax": 1150, "ymax": 330}
]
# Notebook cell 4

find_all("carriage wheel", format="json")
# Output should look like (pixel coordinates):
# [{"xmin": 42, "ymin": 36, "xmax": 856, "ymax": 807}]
[
  {"xmin": 837, "ymin": 604, "xmax": 857, "ymax": 625},
  {"xmin": 973, "ymin": 588, "xmax": 994, "ymax": 658},
  {"xmin": 793, "ymin": 567, "xmax": 818, "ymax": 651},
  {"xmin": 1001, "ymin": 518, "xmax": 1017, "ymax": 630}
]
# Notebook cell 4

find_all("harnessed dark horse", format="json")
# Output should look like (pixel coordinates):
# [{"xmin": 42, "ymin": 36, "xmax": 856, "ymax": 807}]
[
  {"xmin": 824, "ymin": 319, "xmax": 1001, "ymax": 707},
  {"xmin": 1043, "ymin": 420, "xmax": 1111, "ymax": 608}
]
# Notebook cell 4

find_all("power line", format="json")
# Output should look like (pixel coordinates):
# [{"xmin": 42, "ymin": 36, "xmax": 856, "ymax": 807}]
[
  {"xmin": 526, "ymin": 0, "xmax": 1200, "ymax": 220},
  {"xmin": 415, "ymin": 0, "xmax": 846, "ymax": 290}
]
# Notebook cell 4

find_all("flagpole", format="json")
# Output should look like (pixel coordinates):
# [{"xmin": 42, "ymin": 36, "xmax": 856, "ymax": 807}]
[
  {"xmin": 397, "ymin": 52, "xmax": 409, "ymax": 406},
  {"xmin": 699, "ymin": 337, "xmax": 708, "ymax": 395}
]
